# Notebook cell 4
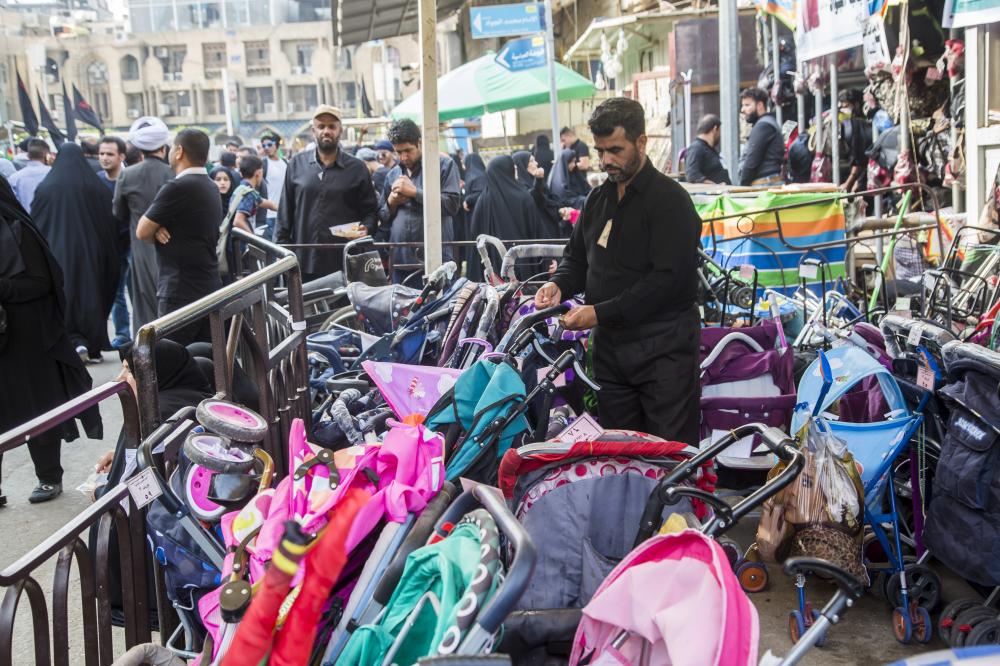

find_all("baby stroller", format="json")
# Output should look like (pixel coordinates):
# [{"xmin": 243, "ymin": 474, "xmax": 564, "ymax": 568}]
[
  {"xmin": 335, "ymin": 485, "xmax": 537, "ymax": 665},
  {"xmin": 791, "ymin": 346, "xmax": 938, "ymax": 643},
  {"xmin": 494, "ymin": 431, "xmax": 708, "ymax": 663},
  {"xmin": 923, "ymin": 342, "xmax": 1000, "ymax": 648}
]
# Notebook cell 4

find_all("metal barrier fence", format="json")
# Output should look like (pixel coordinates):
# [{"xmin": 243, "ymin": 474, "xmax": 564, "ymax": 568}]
[{"xmin": 0, "ymin": 230, "xmax": 310, "ymax": 664}]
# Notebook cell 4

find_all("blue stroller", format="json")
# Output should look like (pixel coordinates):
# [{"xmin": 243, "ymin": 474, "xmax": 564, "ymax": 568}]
[{"xmin": 791, "ymin": 345, "xmax": 938, "ymax": 644}]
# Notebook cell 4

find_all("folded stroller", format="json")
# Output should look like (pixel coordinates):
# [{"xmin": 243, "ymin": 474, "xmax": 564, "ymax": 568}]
[{"xmin": 336, "ymin": 485, "xmax": 537, "ymax": 665}]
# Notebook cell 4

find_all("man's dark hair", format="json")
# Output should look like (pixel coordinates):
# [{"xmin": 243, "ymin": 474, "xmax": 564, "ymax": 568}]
[
  {"xmin": 559, "ymin": 126, "xmax": 574, "ymax": 137},
  {"xmin": 238, "ymin": 154, "xmax": 263, "ymax": 179},
  {"xmin": 81, "ymin": 140, "xmax": 99, "ymax": 156},
  {"xmin": 175, "ymin": 128, "xmax": 210, "ymax": 166},
  {"xmin": 226, "ymin": 140, "xmax": 240, "ymax": 149},
  {"xmin": 260, "ymin": 131, "xmax": 281, "ymax": 144},
  {"xmin": 219, "ymin": 151, "xmax": 237, "ymax": 168},
  {"xmin": 588, "ymin": 97, "xmax": 646, "ymax": 142},
  {"xmin": 740, "ymin": 87, "xmax": 770, "ymax": 106},
  {"xmin": 27, "ymin": 138, "xmax": 49, "ymax": 161},
  {"xmin": 387, "ymin": 119, "xmax": 421, "ymax": 146},
  {"xmin": 99, "ymin": 135, "xmax": 127, "ymax": 155},
  {"xmin": 696, "ymin": 114, "xmax": 722, "ymax": 136},
  {"xmin": 125, "ymin": 143, "xmax": 143, "ymax": 166}
]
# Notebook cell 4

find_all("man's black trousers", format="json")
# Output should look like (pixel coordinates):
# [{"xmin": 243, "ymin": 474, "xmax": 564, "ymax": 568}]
[{"xmin": 591, "ymin": 309, "xmax": 701, "ymax": 446}]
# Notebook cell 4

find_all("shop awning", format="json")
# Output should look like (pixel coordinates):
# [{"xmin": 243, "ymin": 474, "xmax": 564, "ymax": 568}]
[{"xmin": 334, "ymin": 0, "xmax": 465, "ymax": 46}]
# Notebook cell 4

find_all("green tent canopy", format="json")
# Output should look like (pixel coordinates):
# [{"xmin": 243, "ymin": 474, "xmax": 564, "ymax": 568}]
[{"xmin": 390, "ymin": 53, "xmax": 596, "ymax": 122}]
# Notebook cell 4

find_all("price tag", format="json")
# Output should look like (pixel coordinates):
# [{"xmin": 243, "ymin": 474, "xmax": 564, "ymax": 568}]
[
  {"xmin": 537, "ymin": 366, "xmax": 567, "ymax": 388},
  {"xmin": 916, "ymin": 365, "xmax": 936, "ymax": 390},
  {"xmin": 556, "ymin": 412, "xmax": 604, "ymax": 444},
  {"xmin": 893, "ymin": 297, "xmax": 912, "ymax": 312},
  {"xmin": 739, "ymin": 264, "xmax": 755, "ymax": 280},
  {"xmin": 126, "ymin": 467, "xmax": 163, "ymax": 509},
  {"xmin": 907, "ymin": 324, "xmax": 923, "ymax": 347},
  {"xmin": 799, "ymin": 263, "xmax": 819, "ymax": 280}
]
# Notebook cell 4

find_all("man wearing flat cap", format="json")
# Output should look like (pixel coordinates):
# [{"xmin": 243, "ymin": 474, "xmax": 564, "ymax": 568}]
[
  {"xmin": 275, "ymin": 105, "xmax": 380, "ymax": 279},
  {"xmin": 113, "ymin": 116, "xmax": 174, "ymax": 333}
]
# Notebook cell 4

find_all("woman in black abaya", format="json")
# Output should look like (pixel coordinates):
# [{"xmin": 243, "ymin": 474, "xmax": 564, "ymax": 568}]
[
  {"xmin": 548, "ymin": 148, "xmax": 590, "ymax": 210},
  {"xmin": 31, "ymin": 142, "xmax": 120, "ymax": 361},
  {"xmin": 465, "ymin": 155, "xmax": 545, "ymax": 281},
  {"xmin": 462, "ymin": 153, "xmax": 488, "ymax": 214},
  {"xmin": 532, "ymin": 134, "xmax": 555, "ymax": 181},
  {"xmin": 513, "ymin": 150, "xmax": 563, "ymax": 239},
  {"xmin": 0, "ymin": 177, "xmax": 101, "ymax": 504}
]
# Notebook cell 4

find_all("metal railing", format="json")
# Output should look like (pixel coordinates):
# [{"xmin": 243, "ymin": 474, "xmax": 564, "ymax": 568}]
[{"xmin": 0, "ymin": 381, "xmax": 150, "ymax": 666}]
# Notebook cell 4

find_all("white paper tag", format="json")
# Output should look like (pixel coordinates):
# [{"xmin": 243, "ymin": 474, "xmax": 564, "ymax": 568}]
[
  {"xmin": 916, "ymin": 365, "xmax": 935, "ymax": 390},
  {"xmin": 126, "ymin": 467, "xmax": 163, "ymax": 510},
  {"xmin": 799, "ymin": 263, "xmax": 819, "ymax": 280},
  {"xmin": 537, "ymin": 366, "xmax": 567, "ymax": 388},
  {"xmin": 739, "ymin": 264, "xmax": 755, "ymax": 281},
  {"xmin": 907, "ymin": 324, "xmax": 923, "ymax": 347},
  {"xmin": 894, "ymin": 297, "xmax": 912, "ymax": 312},
  {"xmin": 556, "ymin": 412, "xmax": 604, "ymax": 443}
]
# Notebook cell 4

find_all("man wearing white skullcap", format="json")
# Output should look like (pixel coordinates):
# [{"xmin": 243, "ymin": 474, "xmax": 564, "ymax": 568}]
[{"xmin": 112, "ymin": 117, "xmax": 174, "ymax": 332}]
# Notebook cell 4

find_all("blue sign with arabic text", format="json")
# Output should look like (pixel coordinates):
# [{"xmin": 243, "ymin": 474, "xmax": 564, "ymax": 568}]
[
  {"xmin": 470, "ymin": 3, "xmax": 544, "ymax": 39},
  {"xmin": 495, "ymin": 36, "xmax": 546, "ymax": 71}
]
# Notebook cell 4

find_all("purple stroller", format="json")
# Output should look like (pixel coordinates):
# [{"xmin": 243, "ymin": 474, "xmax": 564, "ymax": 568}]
[{"xmin": 699, "ymin": 320, "xmax": 797, "ymax": 477}]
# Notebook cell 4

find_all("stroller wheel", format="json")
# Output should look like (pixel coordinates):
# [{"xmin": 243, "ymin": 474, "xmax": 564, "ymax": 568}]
[
  {"xmin": 196, "ymin": 399, "xmax": 268, "ymax": 442},
  {"xmin": 788, "ymin": 610, "xmax": 806, "ymax": 643},
  {"xmin": 912, "ymin": 606, "xmax": 933, "ymax": 644},
  {"xmin": 181, "ymin": 466, "xmax": 227, "ymax": 522},
  {"xmin": 939, "ymin": 598, "xmax": 982, "ymax": 644},
  {"xmin": 184, "ymin": 433, "xmax": 256, "ymax": 474},
  {"xmin": 953, "ymin": 607, "xmax": 1000, "ymax": 647},
  {"xmin": 737, "ymin": 561, "xmax": 769, "ymax": 593},
  {"xmin": 892, "ymin": 606, "xmax": 913, "ymax": 643},
  {"xmin": 885, "ymin": 564, "xmax": 942, "ymax": 612},
  {"xmin": 810, "ymin": 608, "xmax": 828, "ymax": 647},
  {"xmin": 966, "ymin": 617, "xmax": 1000, "ymax": 646},
  {"xmin": 718, "ymin": 538, "xmax": 743, "ymax": 569}
]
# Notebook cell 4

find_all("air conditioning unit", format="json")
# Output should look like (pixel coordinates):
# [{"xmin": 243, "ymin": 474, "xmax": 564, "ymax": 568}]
[
  {"xmin": 154, "ymin": 46, "xmax": 168, "ymax": 58},
  {"xmin": 286, "ymin": 102, "xmax": 296, "ymax": 114},
  {"xmin": 180, "ymin": 106, "xmax": 192, "ymax": 116},
  {"xmin": 263, "ymin": 102, "xmax": 276, "ymax": 114},
  {"xmin": 158, "ymin": 103, "xmax": 171, "ymax": 116},
  {"xmin": 127, "ymin": 108, "xmax": 140, "ymax": 118},
  {"xmin": 303, "ymin": 66, "xmax": 312, "ymax": 74},
  {"xmin": 291, "ymin": 66, "xmax": 303, "ymax": 75}
]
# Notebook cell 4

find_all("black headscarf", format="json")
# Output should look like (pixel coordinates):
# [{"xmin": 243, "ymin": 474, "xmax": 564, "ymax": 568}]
[
  {"xmin": 532, "ymin": 135, "xmax": 555, "ymax": 181},
  {"xmin": 210, "ymin": 165, "xmax": 237, "ymax": 213},
  {"xmin": 30, "ymin": 143, "xmax": 120, "ymax": 355},
  {"xmin": 512, "ymin": 151, "xmax": 535, "ymax": 190},
  {"xmin": 466, "ymin": 155, "xmax": 545, "ymax": 281},
  {"xmin": 548, "ymin": 148, "xmax": 589, "ymax": 209},
  {"xmin": 512, "ymin": 150, "xmax": 563, "ymax": 239},
  {"xmin": 463, "ymin": 153, "xmax": 487, "ymax": 212}
]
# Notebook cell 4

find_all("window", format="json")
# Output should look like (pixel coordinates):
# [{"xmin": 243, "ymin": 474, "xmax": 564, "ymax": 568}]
[
  {"xmin": 334, "ymin": 46, "xmax": 351, "ymax": 69},
  {"xmin": 87, "ymin": 60, "xmax": 108, "ymax": 85},
  {"xmin": 155, "ymin": 46, "xmax": 186, "ymax": 81},
  {"xmin": 245, "ymin": 40, "xmax": 270, "ymax": 76},
  {"xmin": 121, "ymin": 55, "xmax": 140, "ymax": 81},
  {"xmin": 286, "ymin": 84, "xmax": 317, "ymax": 113},
  {"xmin": 178, "ymin": 1, "xmax": 223, "ymax": 28},
  {"xmin": 245, "ymin": 86, "xmax": 274, "ymax": 115},
  {"xmin": 203, "ymin": 43, "xmax": 227, "ymax": 79},
  {"xmin": 202, "ymin": 89, "xmax": 224, "ymax": 115},
  {"xmin": 125, "ymin": 93, "xmax": 144, "ymax": 118},
  {"xmin": 337, "ymin": 82, "xmax": 357, "ymax": 109},
  {"xmin": 159, "ymin": 90, "xmax": 192, "ymax": 117},
  {"xmin": 283, "ymin": 40, "xmax": 317, "ymax": 74},
  {"xmin": 45, "ymin": 57, "xmax": 59, "ymax": 83}
]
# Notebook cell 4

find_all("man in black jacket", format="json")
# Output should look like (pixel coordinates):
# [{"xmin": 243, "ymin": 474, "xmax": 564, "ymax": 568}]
[
  {"xmin": 738, "ymin": 87, "xmax": 785, "ymax": 186},
  {"xmin": 685, "ymin": 114, "xmax": 731, "ymax": 185},
  {"xmin": 536, "ymin": 98, "xmax": 701, "ymax": 444}
]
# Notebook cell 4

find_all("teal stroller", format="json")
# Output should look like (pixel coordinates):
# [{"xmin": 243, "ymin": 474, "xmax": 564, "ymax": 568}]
[{"xmin": 791, "ymin": 345, "xmax": 939, "ymax": 644}]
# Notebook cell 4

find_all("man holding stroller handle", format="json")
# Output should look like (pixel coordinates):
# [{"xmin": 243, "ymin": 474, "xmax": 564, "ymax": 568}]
[{"xmin": 536, "ymin": 98, "xmax": 702, "ymax": 445}]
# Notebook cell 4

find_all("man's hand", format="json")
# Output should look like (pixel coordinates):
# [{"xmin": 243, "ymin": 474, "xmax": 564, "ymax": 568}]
[
  {"xmin": 535, "ymin": 281, "xmax": 562, "ymax": 309},
  {"xmin": 561, "ymin": 305, "xmax": 597, "ymax": 331},
  {"xmin": 155, "ymin": 227, "xmax": 171, "ymax": 244},
  {"xmin": 559, "ymin": 207, "xmax": 575, "ymax": 221},
  {"xmin": 341, "ymin": 224, "xmax": 369, "ymax": 240},
  {"xmin": 393, "ymin": 175, "xmax": 417, "ymax": 199}
]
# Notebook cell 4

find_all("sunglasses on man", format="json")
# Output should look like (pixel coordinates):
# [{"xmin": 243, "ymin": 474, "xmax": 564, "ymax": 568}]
[{"xmin": 262, "ymin": 141, "xmax": 276, "ymax": 148}]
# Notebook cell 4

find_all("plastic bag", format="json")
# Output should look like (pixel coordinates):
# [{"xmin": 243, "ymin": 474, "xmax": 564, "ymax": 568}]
[{"xmin": 811, "ymin": 420, "xmax": 861, "ymax": 529}]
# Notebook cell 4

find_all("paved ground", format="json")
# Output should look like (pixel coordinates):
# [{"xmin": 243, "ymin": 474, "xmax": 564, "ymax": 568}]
[{"xmin": 0, "ymin": 345, "xmax": 972, "ymax": 665}]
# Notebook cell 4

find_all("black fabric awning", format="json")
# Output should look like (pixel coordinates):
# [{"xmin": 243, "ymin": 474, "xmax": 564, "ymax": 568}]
[{"xmin": 334, "ymin": 0, "xmax": 466, "ymax": 46}]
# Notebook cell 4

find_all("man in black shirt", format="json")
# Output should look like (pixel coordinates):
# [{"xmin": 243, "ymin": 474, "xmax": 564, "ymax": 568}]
[
  {"xmin": 537, "ymin": 98, "xmax": 701, "ymax": 444},
  {"xmin": 136, "ymin": 128, "xmax": 222, "ymax": 345},
  {"xmin": 275, "ymin": 105, "xmax": 378, "ymax": 280},
  {"xmin": 738, "ymin": 87, "xmax": 785, "ymax": 186},
  {"xmin": 685, "ymin": 114, "xmax": 731, "ymax": 185}
]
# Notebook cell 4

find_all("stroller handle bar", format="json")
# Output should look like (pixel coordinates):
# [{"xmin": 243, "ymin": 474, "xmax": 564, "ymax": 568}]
[
  {"xmin": 499, "ymin": 245, "xmax": 566, "ymax": 283},
  {"xmin": 433, "ymin": 486, "xmax": 537, "ymax": 651},
  {"xmin": 476, "ymin": 234, "xmax": 509, "ymax": 284},
  {"xmin": 880, "ymin": 315, "xmax": 956, "ymax": 360},
  {"xmin": 496, "ymin": 304, "xmax": 570, "ymax": 353},
  {"xmin": 634, "ymin": 424, "xmax": 803, "ymax": 545},
  {"xmin": 942, "ymin": 340, "xmax": 1000, "ymax": 377}
]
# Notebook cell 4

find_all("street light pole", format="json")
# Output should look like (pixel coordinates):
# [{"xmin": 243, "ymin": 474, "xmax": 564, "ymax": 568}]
[
  {"xmin": 418, "ymin": 0, "xmax": 442, "ymax": 273},
  {"xmin": 542, "ymin": 0, "xmax": 560, "ymax": 149},
  {"xmin": 719, "ymin": 0, "xmax": 740, "ymax": 179}
]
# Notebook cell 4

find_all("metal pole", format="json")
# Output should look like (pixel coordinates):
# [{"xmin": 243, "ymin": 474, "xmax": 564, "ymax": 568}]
[
  {"xmin": 221, "ymin": 67, "xmax": 234, "ymax": 137},
  {"xmin": 872, "ymin": 123, "xmax": 884, "ymax": 263},
  {"xmin": 543, "ymin": 0, "xmax": 560, "ymax": 149},
  {"xmin": 830, "ymin": 58, "xmax": 840, "ymax": 184},
  {"xmin": 418, "ymin": 0, "xmax": 442, "ymax": 273},
  {"xmin": 949, "ymin": 28, "xmax": 962, "ymax": 213},
  {"xmin": 719, "ymin": 0, "xmax": 740, "ymax": 178},
  {"xmin": 813, "ymin": 63, "xmax": 823, "ymax": 179},
  {"xmin": 771, "ymin": 14, "xmax": 783, "ymax": 126},
  {"xmin": 797, "ymin": 61, "xmax": 807, "ymax": 131}
]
